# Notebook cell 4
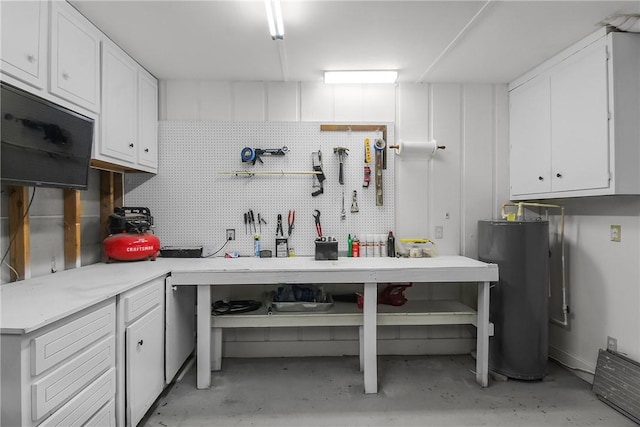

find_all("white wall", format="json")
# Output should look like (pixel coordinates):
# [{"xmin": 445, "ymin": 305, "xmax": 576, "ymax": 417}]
[
  {"xmin": 545, "ymin": 197, "xmax": 640, "ymax": 379},
  {"xmin": 143, "ymin": 79, "xmax": 509, "ymax": 358}
]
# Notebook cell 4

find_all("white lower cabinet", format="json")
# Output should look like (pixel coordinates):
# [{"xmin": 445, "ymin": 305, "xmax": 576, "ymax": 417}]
[
  {"xmin": 117, "ymin": 277, "xmax": 166, "ymax": 427},
  {"xmin": 126, "ymin": 306, "xmax": 164, "ymax": 426},
  {"xmin": 0, "ymin": 298, "xmax": 116, "ymax": 427}
]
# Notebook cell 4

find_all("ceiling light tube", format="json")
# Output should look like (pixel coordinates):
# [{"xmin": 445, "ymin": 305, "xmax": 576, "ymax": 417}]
[
  {"xmin": 265, "ymin": 0, "xmax": 284, "ymax": 40},
  {"xmin": 324, "ymin": 70, "xmax": 398, "ymax": 84}
]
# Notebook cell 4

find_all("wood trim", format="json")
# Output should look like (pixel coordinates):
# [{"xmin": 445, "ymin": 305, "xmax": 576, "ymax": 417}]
[
  {"xmin": 320, "ymin": 124, "xmax": 389, "ymax": 168},
  {"xmin": 64, "ymin": 189, "xmax": 81, "ymax": 270},
  {"xmin": 8, "ymin": 186, "xmax": 30, "ymax": 281}
]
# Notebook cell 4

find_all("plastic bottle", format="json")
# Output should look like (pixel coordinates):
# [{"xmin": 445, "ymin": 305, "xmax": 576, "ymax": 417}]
[
  {"xmin": 348, "ymin": 234, "xmax": 353, "ymax": 257},
  {"xmin": 254, "ymin": 235, "xmax": 260, "ymax": 257},
  {"xmin": 387, "ymin": 231, "xmax": 396, "ymax": 257},
  {"xmin": 378, "ymin": 234, "xmax": 386, "ymax": 257},
  {"xmin": 352, "ymin": 236, "xmax": 360, "ymax": 257}
]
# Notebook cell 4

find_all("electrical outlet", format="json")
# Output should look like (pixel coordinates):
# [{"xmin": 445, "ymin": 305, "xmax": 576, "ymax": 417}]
[
  {"xmin": 607, "ymin": 336, "xmax": 618, "ymax": 352},
  {"xmin": 226, "ymin": 229, "xmax": 235, "ymax": 241},
  {"xmin": 435, "ymin": 226, "xmax": 443, "ymax": 239},
  {"xmin": 610, "ymin": 225, "xmax": 621, "ymax": 242}
]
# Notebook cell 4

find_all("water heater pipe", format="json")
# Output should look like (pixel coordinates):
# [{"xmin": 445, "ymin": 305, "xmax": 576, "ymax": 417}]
[{"xmin": 501, "ymin": 202, "xmax": 568, "ymax": 327}]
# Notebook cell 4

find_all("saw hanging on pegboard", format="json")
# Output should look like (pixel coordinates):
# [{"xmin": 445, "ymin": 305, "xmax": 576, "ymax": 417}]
[{"xmin": 311, "ymin": 149, "xmax": 326, "ymax": 196}]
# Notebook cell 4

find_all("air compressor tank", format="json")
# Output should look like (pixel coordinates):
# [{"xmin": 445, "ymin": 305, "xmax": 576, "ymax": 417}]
[{"xmin": 477, "ymin": 220, "xmax": 549, "ymax": 380}]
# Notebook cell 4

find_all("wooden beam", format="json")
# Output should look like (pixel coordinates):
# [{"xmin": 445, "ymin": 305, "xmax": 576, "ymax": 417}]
[
  {"xmin": 100, "ymin": 170, "xmax": 124, "ymax": 240},
  {"xmin": 8, "ymin": 186, "xmax": 30, "ymax": 281},
  {"xmin": 64, "ymin": 189, "xmax": 81, "ymax": 270}
]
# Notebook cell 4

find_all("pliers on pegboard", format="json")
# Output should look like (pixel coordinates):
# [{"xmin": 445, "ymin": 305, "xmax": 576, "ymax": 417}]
[{"xmin": 313, "ymin": 210, "xmax": 322, "ymax": 238}]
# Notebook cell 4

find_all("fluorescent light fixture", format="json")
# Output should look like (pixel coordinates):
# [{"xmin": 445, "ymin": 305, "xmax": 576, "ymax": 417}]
[
  {"xmin": 324, "ymin": 70, "xmax": 398, "ymax": 84},
  {"xmin": 265, "ymin": 0, "xmax": 284, "ymax": 40}
]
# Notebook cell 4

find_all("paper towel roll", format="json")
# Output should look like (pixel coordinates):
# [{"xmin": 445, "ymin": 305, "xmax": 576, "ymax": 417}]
[{"xmin": 392, "ymin": 140, "xmax": 442, "ymax": 158}]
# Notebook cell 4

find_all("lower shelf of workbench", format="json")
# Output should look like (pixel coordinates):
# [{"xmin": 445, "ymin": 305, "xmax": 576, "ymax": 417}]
[{"xmin": 211, "ymin": 300, "xmax": 479, "ymax": 329}]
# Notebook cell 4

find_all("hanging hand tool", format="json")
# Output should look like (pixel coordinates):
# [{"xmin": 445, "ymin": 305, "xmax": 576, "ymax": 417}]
[
  {"xmin": 364, "ymin": 138, "xmax": 371, "ymax": 164},
  {"xmin": 288, "ymin": 210, "xmax": 295, "ymax": 236},
  {"xmin": 351, "ymin": 190, "xmax": 359, "ymax": 213},
  {"xmin": 244, "ymin": 212, "xmax": 248, "ymax": 234},
  {"xmin": 311, "ymin": 150, "xmax": 326, "ymax": 196},
  {"xmin": 363, "ymin": 166, "xmax": 371, "ymax": 188},
  {"xmin": 374, "ymin": 139, "xmax": 385, "ymax": 206},
  {"xmin": 276, "ymin": 214, "xmax": 284, "ymax": 236},
  {"xmin": 249, "ymin": 210, "xmax": 256, "ymax": 233},
  {"xmin": 313, "ymin": 210, "xmax": 322, "ymax": 238},
  {"xmin": 341, "ymin": 190, "xmax": 346, "ymax": 220},
  {"xmin": 333, "ymin": 147, "xmax": 349, "ymax": 185},
  {"xmin": 241, "ymin": 146, "xmax": 289, "ymax": 165}
]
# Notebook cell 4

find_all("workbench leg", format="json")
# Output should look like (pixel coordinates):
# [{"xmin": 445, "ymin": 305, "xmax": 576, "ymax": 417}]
[
  {"xmin": 197, "ymin": 285, "xmax": 211, "ymax": 389},
  {"xmin": 476, "ymin": 281, "xmax": 490, "ymax": 387},
  {"xmin": 358, "ymin": 326, "xmax": 364, "ymax": 372},
  {"xmin": 212, "ymin": 327, "xmax": 222, "ymax": 371},
  {"xmin": 363, "ymin": 282, "xmax": 378, "ymax": 394}
]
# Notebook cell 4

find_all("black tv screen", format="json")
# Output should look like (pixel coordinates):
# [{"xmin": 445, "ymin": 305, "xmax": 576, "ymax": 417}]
[{"xmin": 1, "ymin": 82, "xmax": 94, "ymax": 190}]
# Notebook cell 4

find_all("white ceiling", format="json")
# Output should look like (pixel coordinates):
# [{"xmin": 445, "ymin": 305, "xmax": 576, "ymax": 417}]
[{"xmin": 70, "ymin": 0, "xmax": 640, "ymax": 83}]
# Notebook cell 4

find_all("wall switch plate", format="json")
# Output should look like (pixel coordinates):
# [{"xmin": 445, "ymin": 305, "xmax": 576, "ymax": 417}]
[
  {"xmin": 607, "ymin": 336, "xmax": 618, "ymax": 352},
  {"xmin": 435, "ymin": 226, "xmax": 443, "ymax": 239},
  {"xmin": 226, "ymin": 229, "xmax": 236, "ymax": 241},
  {"xmin": 610, "ymin": 225, "xmax": 621, "ymax": 242}
]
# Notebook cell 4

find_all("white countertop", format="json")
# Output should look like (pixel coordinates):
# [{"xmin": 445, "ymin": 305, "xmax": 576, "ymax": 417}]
[{"xmin": 0, "ymin": 256, "xmax": 497, "ymax": 335}]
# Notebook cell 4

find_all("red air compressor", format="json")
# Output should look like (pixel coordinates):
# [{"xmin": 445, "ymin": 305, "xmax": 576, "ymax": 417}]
[{"xmin": 103, "ymin": 207, "xmax": 160, "ymax": 262}]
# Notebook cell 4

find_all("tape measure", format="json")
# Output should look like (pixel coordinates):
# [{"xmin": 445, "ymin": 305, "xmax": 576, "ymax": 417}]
[{"xmin": 241, "ymin": 147, "xmax": 257, "ymax": 163}]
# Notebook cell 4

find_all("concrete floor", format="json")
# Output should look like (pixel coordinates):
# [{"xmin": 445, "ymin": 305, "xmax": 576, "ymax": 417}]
[{"xmin": 142, "ymin": 355, "xmax": 636, "ymax": 427}]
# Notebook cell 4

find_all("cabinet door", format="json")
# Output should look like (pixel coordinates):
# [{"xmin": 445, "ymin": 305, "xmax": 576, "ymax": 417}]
[
  {"xmin": 0, "ymin": 0, "xmax": 47, "ymax": 89},
  {"xmin": 550, "ymin": 38, "xmax": 610, "ymax": 193},
  {"xmin": 50, "ymin": 1, "xmax": 100, "ymax": 113},
  {"xmin": 137, "ymin": 70, "xmax": 159, "ymax": 171},
  {"xmin": 509, "ymin": 76, "xmax": 552, "ymax": 196},
  {"xmin": 126, "ymin": 305, "xmax": 164, "ymax": 427},
  {"xmin": 165, "ymin": 280, "xmax": 195, "ymax": 383},
  {"xmin": 101, "ymin": 42, "xmax": 138, "ymax": 165}
]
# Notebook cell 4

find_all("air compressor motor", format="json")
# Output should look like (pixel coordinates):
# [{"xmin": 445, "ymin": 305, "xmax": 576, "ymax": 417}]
[{"xmin": 104, "ymin": 207, "xmax": 160, "ymax": 262}]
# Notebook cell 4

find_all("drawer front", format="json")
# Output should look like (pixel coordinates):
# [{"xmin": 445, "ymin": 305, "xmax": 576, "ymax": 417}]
[
  {"xmin": 124, "ymin": 278, "xmax": 163, "ymax": 324},
  {"xmin": 31, "ymin": 335, "xmax": 115, "ymax": 421},
  {"xmin": 38, "ymin": 368, "xmax": 115, "ymax": 427},
  {"xmin": 32, "ymin": 301, "xmax": 115, "ymax": 376},
  {"xmin": 84, "ymin": 398, "xmax": 116, "ymax": 427}
]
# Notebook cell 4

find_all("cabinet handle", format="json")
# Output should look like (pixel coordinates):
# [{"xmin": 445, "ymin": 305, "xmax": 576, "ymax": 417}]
[
  {"xmin": 138, "ymin": 339, "xmax": 144, "ymax": 346},
  {"xmin": 62, "ymin": 72, "xmax": 70, "ymax": 80},
  {"xmin": 27, "ymin": 54, "xmax": 36, "ymax": 63},
  {"xmin": 538, "ymin": 176, "xmax": 544, "ymax": 181},
  {"xmin": 129, "ymin": 143, "xmax": 134, "ymax": 148},
  {"xmin": 556, "ymin": 173, "xmax": 562, "ymax": 178},
  {"xmin": 172, "ymin": 286, "xmax": 178, "ymax": 291},
  {"xmin": 144, "ymin": 148, "xmax": 149, "ymax": 153}
]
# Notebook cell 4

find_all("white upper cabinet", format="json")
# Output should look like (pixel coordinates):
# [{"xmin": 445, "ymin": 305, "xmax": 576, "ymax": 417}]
[
  {"xmin": 0, "ymin": 1, "xmax": 48, "ymax": 89},
  {"xmin": 509, "ymin": 29, "xmax": 640, "ymax": 200},
  {"xmin": 137, "ymin": 70, "xmax": 159, "ymax": 170},
  {"xmin": 49, "ymin": 0, "xmax": 101, "ymax": 113},
  {"xmin": 98, "ymin": 39, "xmax": 158, "ymax": 173},
  {"xmin": 100, "ymin": 41, "xmax": 138, "ymax": 165}
]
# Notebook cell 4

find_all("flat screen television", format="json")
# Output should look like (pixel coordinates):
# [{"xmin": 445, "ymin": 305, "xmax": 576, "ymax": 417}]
[{"xmin": 1, "ymin": 82, "xmax": 94, "ymax": 190}]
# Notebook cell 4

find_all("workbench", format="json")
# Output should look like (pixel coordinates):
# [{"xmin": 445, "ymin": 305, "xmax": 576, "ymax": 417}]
[{"xmin": 169, "ymin": 255, "xmax": 498, "ymax": 394}]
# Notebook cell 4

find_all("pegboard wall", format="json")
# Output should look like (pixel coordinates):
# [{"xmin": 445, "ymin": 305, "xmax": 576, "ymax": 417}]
[{"xmin": 125, "ymin": 122, "xmax": 395, "ymax": 257}]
